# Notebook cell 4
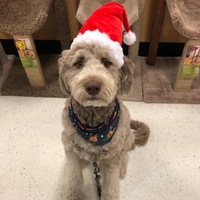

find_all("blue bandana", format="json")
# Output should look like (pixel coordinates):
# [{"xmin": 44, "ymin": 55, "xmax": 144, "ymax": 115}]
[{"xmin": 68, "ymin": 99, "xmax": 120, "ymax": 146}]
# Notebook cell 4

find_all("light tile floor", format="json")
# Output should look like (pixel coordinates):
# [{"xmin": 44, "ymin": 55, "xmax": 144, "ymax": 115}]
[{"xmin": 0, "ymin": 96, "xmax": 200, "ymax": 200}]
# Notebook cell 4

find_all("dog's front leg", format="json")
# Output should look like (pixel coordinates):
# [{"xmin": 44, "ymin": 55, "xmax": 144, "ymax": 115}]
[
  {"xmin": 101, "ymin": 162, "xmax": 120, "ymax": 200},
  {"xmin": 66, "ymin": 151, "xmax": 83, "ymax": 200}
]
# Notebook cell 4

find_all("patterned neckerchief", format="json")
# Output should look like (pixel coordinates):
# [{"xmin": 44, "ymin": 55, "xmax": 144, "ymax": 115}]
[{"xmin": 68, "ymin": 98, "xmax": 120, "ymax": 146}]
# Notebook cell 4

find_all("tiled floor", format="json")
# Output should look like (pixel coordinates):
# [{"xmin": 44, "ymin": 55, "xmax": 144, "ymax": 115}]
[{"xmin": 0, "ymin": 96, "xmax": 200, "ymax": 200}]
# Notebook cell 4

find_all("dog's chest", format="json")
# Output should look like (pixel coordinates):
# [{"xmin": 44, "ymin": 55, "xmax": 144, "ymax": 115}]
[
  {"xmin": 74, "ymin": 149, "xmax": 92, "ymax": 161},
  {"xmin": 72, "ymin": 142, "xmax": 110, "ymax": 161}
]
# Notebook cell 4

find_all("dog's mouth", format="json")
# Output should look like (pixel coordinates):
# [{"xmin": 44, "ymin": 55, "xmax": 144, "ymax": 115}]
[
  {"xmin": 88, "ymin": 96, "xmax": 98, "ymax": 101},
  {"xmin": 83, "ymin": 95, "xmax": 110, "ymax": 107}
]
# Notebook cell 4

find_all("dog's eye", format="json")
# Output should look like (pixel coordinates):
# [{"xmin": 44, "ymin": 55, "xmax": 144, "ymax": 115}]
[
  {"xmin": 75, "ymin": 61, "xmax": 83, "ymax": 68},
  {"xmin": 103, "ymin": 60, "xmax": 112, "ymax": 68}
]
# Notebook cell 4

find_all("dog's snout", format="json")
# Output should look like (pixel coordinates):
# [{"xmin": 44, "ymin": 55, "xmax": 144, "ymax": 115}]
[{"xmin": 85, "ymin": 81, "xmax": 101, "ymax": 95}]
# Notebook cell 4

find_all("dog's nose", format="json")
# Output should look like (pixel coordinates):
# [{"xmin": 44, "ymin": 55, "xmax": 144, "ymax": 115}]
[{"xmin": 85, "ymin": 81, "xmax": 101, "ymax": 95}]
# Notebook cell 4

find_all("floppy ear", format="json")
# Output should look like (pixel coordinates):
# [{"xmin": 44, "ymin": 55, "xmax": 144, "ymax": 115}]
[
  {"xmin": 59, "ymin": 76, "xmax": 70, "ymax": 95},
  {"xmin": 58, "ymin": 50, "xmax": 71, "ymax": 95},
  {"xmin": 118, "ymin": 56, "xmax": 135, "ymax": 96}
]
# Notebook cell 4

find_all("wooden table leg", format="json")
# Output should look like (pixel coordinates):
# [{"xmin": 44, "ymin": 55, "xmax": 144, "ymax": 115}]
[{"xmin": 146, "ymin": 0, "xmax": 166, "ymax": 66}]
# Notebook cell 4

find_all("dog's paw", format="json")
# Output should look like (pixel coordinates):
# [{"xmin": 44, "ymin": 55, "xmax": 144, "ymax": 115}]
[
  {"xmin": 66, "ymin": 190, "xmax": 82, "ymax": 200},
  {"xmin": 119, "ymin": 165, "xmax": 127, "ymax": 179},
  {"xmin": 102, "ymin": 195, "xmax": 119, "ymax": 200},
  {"xmin": 119, "ymin": 159, "xmax": 127, "ymax": 179},
  {"xmin": 67, "ymin": 195, "xmax": 81, "ymax": 200}
]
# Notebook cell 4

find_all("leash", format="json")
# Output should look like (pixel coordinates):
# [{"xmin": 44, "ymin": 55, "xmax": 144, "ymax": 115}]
[{"xmin": 93, "ymin": 161, "xmax": 102, "ymax": 200}]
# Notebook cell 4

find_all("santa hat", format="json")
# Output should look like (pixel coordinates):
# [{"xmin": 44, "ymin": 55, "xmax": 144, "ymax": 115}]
[{"xmin": 71, "ymin": 2, "xmax": 136, "ymax": 68}]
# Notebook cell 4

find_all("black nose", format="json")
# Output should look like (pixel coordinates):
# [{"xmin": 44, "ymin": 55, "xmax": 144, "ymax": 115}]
[{"xmin": 85, "ymin": 81, "xmax": 101, "ymax": 95}]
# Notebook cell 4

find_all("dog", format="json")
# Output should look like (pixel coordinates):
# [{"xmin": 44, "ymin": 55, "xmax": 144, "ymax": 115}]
[{"xmin": 58, "ymin": 40, "xmax": 150, "ymax": 200}]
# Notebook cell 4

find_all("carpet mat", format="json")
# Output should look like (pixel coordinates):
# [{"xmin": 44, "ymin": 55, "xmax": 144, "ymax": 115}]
[
  {"xmin": 1, "ymin": 54, "xmax": 143, "ymax": 101},
  {"xmin": 142, "ymin": 57, "xmax": 200, "ymax": 104},
  {"xmin": 2, "ymin": 54, "xmax": 65, "ymax": 98}
]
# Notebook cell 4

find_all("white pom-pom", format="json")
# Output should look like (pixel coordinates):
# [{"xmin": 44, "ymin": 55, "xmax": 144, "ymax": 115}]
[{"xmin": 123, "ymin": 31, "xmax": 136, "ymax": 45}]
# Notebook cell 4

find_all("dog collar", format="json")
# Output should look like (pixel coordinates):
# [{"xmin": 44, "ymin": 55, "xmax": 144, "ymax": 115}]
[{"xmin": 68, "ymin": 99, "xmax": 120, "ymax": 146}]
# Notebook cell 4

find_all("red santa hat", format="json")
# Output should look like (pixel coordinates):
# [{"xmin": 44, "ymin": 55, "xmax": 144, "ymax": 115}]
[{"xmin": 71, "ymin": 2, "xmax": 136, "ymax": 68}]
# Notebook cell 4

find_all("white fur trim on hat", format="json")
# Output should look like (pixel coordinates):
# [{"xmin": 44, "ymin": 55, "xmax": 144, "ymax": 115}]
[
  {"xmin": 71, "ymin": 30, "xmax": 124, "ymax": 68},
  {"xmin": 123, "ymin": 31, "xmax": 136, "ymax": 45}
]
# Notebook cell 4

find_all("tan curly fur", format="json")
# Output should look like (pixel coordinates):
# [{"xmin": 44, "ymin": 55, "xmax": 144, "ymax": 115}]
[{"xmin": 58, "ymin": 41, "xmax": 150, "ymax": 200}]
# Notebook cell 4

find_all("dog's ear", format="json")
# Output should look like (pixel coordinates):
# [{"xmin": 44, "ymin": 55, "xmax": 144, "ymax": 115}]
[
  {"xmin": 118, "ymin": 56, "xmax": 135, "ymax": 95},
  {"xmin": 59, "ymin": 76, "xmax": 70, "ymax": 95},
  {"xmin": 58, "ymin": 50, "xmax": 71, "ymax": 95}
]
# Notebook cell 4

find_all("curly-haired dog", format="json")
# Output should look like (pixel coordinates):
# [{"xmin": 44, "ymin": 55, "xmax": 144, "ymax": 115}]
[
  {"xmin": 58, "ymin": 2, "xmax": 150, "ymax": 200},
  {"xmin": 58, "ymin": 41, "xmax": 150, "ymax": 200}
]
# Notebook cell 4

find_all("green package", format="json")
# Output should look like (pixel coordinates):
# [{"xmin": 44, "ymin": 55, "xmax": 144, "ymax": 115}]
[
  {"xmin": 20, "ymin": 57, "xmax": 38, "ymax": 68},
  {"xmin": 181, "ymin": 65, "xmax": 200, "ymax": 77}
]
